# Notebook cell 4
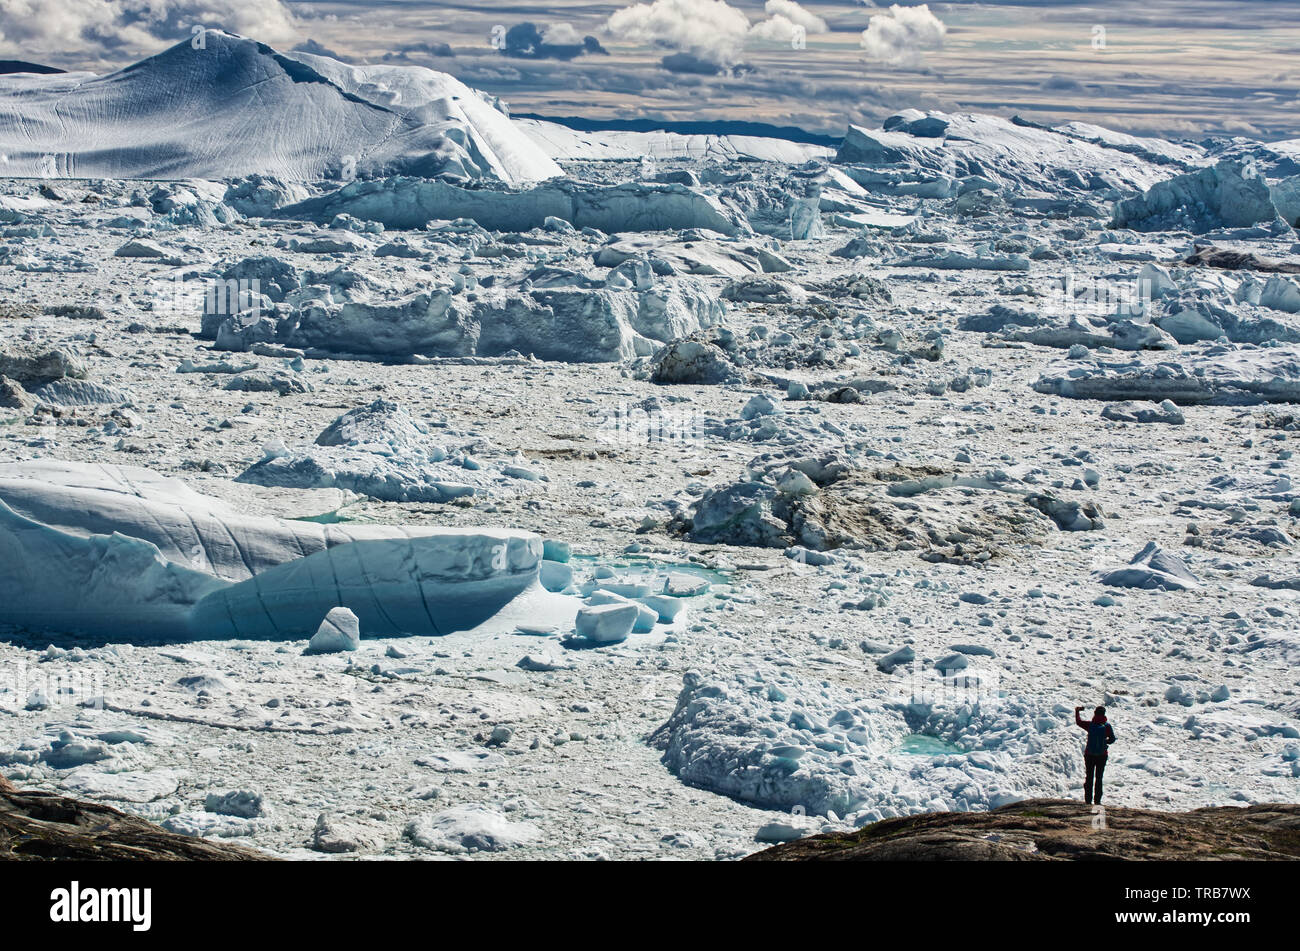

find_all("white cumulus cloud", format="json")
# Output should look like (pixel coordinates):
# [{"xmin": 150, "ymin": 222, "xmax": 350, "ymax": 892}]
[
  {"xmin": 605, "ymin": 0, "xmax": 751, "ymax": 67},
  {"xmin": 605, "ymin": 0, "xmax": 829, "ymax": 65},
  {"xmin": 860, "ymin": 3, "xmax": 946, "ymax": 65},
  {"xmin": 541, "ymin": 22, "xmax": 583, "ymax": 47},
  {"xmin": 0, "ymin": 0, "xmax": 297, "ymax": 62},
  {"xmin": 747, "ymin": 15, "xmax": 802, "ymax": 45},
  {"xmin": 762, "ymin": 0, "xmax": 827, "ymax": 35}
]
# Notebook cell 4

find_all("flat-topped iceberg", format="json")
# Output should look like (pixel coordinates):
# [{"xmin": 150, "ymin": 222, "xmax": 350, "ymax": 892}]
[
  {"xmin": 0, "ymin": 461, "xmax": 571, "ymax": 641},
  {"xmin": 281, "ymin": 176, "xmax": 750, "ymax": 236},
  {"xmin": 1033, "ymin": 345, "xmax": 1300, "ymax": 405}
]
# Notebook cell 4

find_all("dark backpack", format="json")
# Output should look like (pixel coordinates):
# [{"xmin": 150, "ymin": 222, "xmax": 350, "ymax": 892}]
[{"xmin": 1085, "ymin": 722, "xmax": 1112, "ymax": 756}]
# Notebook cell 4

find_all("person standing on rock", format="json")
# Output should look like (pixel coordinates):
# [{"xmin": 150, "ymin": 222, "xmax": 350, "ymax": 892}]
[{"xmin": 1075, "ymin": 705, "xmax": 1116, "ymax": 806}]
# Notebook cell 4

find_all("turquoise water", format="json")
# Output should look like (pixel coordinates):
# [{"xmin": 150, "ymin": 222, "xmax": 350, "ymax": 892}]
[
  {"xmin": 569, "ymin": 554, "xmax": 732, "ymax": 588},
  {"xmin": 291, "ymin": 509, "xmax": 368, "ymax": 524}
]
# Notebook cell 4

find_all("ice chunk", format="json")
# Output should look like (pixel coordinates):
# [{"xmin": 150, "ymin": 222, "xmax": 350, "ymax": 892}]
[
  {"xmin": 63, "ymin": 768, "xmax": 183, "ymax": 803},
  {"xmin": 113, "ymin": 238, "xmax": 174, "ymax": 259},
  {"xmin": 405, "ymin": 805, "xmax": 539, "ymax": 853},
  {"xmin": 574, "ymin": 602, "xmax": 639, "ymax": 643},
  {"xmin": 205, "ymin": 790, "xmax": 267, "ymax": 818},
  {"xmin": 238, "ymin": 400, "xmax": 534, "ymax": 503},
  {"xmin": 539, "ymin": 560, "xmax": 574, "ymax": 592},
  {"xmin": 877, "ymin": 646, "xmax": 916, "ymax": 673},
  {"xmin": 517, "ymin": 117, "xmax": 834, "ymax": 165},
  {"xmin": 755, "ymin": 818, "xmax": 816, "ymax": 843},
  {"xmin": 1096, "ymin": 543, "xmax": 1199, "ymax": 591},
  {"xmin": 1100, "ymin": 400, "xmax": 1185, "ymax": 424},
  {"xmin": 0, "ymin": 376, "xmax": 33, "ymax": 413},
  {"xmin": 595, "ymin": 235, "xmax": 769, "ymax": 277},
  {"xmin": 517, "ymin": 653, "xmax": 568, "ymax": 672},
  {"xmin": 307, "ymin": 607, "xmax": 361, "ymax": 654},
  {"xmin": 651, "ymin": 337, "xmax": 743, "ymax": 385},
  {"xmin": 223, "ymin": 176, "xmax": 311, "ymax": 217},
  {"xmin": 721, "ymin": 277, "xmax": 806, "ymax": 305},
  {"xmin": 894, "ymin": 248, "xmax": 1029, "ymax": 272},
  {"xmin": 643, "ymin": 594, "xmax": 689, "ymax": 622},
  {"xmin": 1260, "ymin": 277, "xmax": 1300, "ymax": 314},
  {"xmin": 788, "ymin": 196, "xmax": 824, "ymax": 240},
  {"xmin": 313, "ymin": 813, "xmax": 385, "ymax": 854},
  {"xmin": 958, "ymin": 304, "xmax": 1174, "ymax": 351},
  {"xmin": 161, "ymin": 812, "xmax": 263, "ymax": 839},
  {"xmin": 688, "ymin": 481, "xmax": 789, "ymax": 548}
]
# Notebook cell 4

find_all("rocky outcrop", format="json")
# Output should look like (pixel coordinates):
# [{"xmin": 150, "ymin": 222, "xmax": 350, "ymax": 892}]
[
  {"xmin": 1181, "ymin": 245, "xmax": 1300, "ymax": 274},
  {"xmin": 0, "ymin": 784, "xmax": 272, "ymax": 860},
  {"xmin": 0, "ymin": 345, "xmax": 86, "ymax": 386},
  {"xmin": 746, "ymin": 799, "xmax": 1300, "ymax": 860}
]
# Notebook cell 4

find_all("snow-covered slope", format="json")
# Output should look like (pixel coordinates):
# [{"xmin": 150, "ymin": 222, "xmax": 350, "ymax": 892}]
[
  {"xmin": 1054, "ymin": 121, "xmax": 1206, "ymax": 168},
  {"xmin": 0, "ymin": 33, "xmax": 559, "ymax": 186},
  {"xmin": 835, "ymin": 110, "xmax": 1207, "ymax": 195},
  {"xmin": 517, "ymin": 118, "xmax": 833, "ymax": 164}
]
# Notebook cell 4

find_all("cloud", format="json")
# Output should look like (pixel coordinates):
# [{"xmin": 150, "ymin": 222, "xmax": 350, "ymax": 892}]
[
  {"xmin": 292, "ymin": 38, "xmax": 340, "ymax": 59},
  {"xmin": 379, "ymin": 41, "xmax": 454, "ymax": 64},
  {"xmin": 500, "ymin": 21, "xmax": 607, "ymax": 61},
  {"xmin": 0, "ymin": 0, "xmax": 296, "ymax": 61},
  {"xmin": 660, "ymin": 51, "xmax": 722, "ymax": 74},
  {"xmin": 605, "ymin": 0, "xmax": 752, "ymax": 67},
  {"xmin": 748, "ymin": 15, "xmax": 803, "ymax": 46},
  {"xmin": 541, "ymin": 23, "xmax": 582, "ymax": 47},
  {"xmin": 605, "ymin": 0, "xmax": 827, "ymax": 65},
  {"xmin": 761, "ymin": 0, "xmax": 828, "ymax": 35},
  {"xmin": 860, "ymin": 3, "xmax": 945, "ymax": 65},
  {"xmin": 1040, "ymin": 75, "xmax": 1084, "ymax": 91}
]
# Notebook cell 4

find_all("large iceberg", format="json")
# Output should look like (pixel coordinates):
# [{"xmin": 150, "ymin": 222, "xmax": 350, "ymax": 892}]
[
  {"xmin": 0, "ymin": 32, "xmax": 559, "ymax": 186},
  {"xmin": 1112, "ymin": 161, "xmax": 1283, "ymax": 233},
  {"xmin": 834, "ymin": 111, "xmax": 1198, "ymax": 195},
  {"xmin": 1033, "ymin": 345, "xmax": 1300, "ymax": 405},
  {"xmin": 280, "ymin": 176, "xmax": 750, "ymax": 236},
  {"xmin": 0, "ymin": 461, "xmax": 571, "ymax": 641},
  {"xmin": 206, "ymin": 264, "xmax": 724, "ymax": 362}
]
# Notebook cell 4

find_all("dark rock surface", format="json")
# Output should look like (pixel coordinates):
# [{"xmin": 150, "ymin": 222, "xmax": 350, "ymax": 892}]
[
  {"xmin": 746, "ymin": 799, "xmax": 1300, "ymax": 861},
  {"xmin": 0, "ymin": 780, "xmax": 273, "ymax": 861}
]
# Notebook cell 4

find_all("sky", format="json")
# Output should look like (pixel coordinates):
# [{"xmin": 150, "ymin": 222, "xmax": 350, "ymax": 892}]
[{"xmin": 1, "ymin": 0, "xmax": 1298, "ymax": 141}]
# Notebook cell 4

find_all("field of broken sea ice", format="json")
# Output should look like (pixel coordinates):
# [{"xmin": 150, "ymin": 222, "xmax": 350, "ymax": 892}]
[{"xmin": 0, "ymin": 33, "xmax": 1299, "ymax": 860}]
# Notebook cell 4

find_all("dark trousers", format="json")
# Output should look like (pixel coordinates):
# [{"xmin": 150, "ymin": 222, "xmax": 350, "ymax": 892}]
[{"xmin": 1084, "ymin": 753, "xmax": 1107, "ymax": 805}]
